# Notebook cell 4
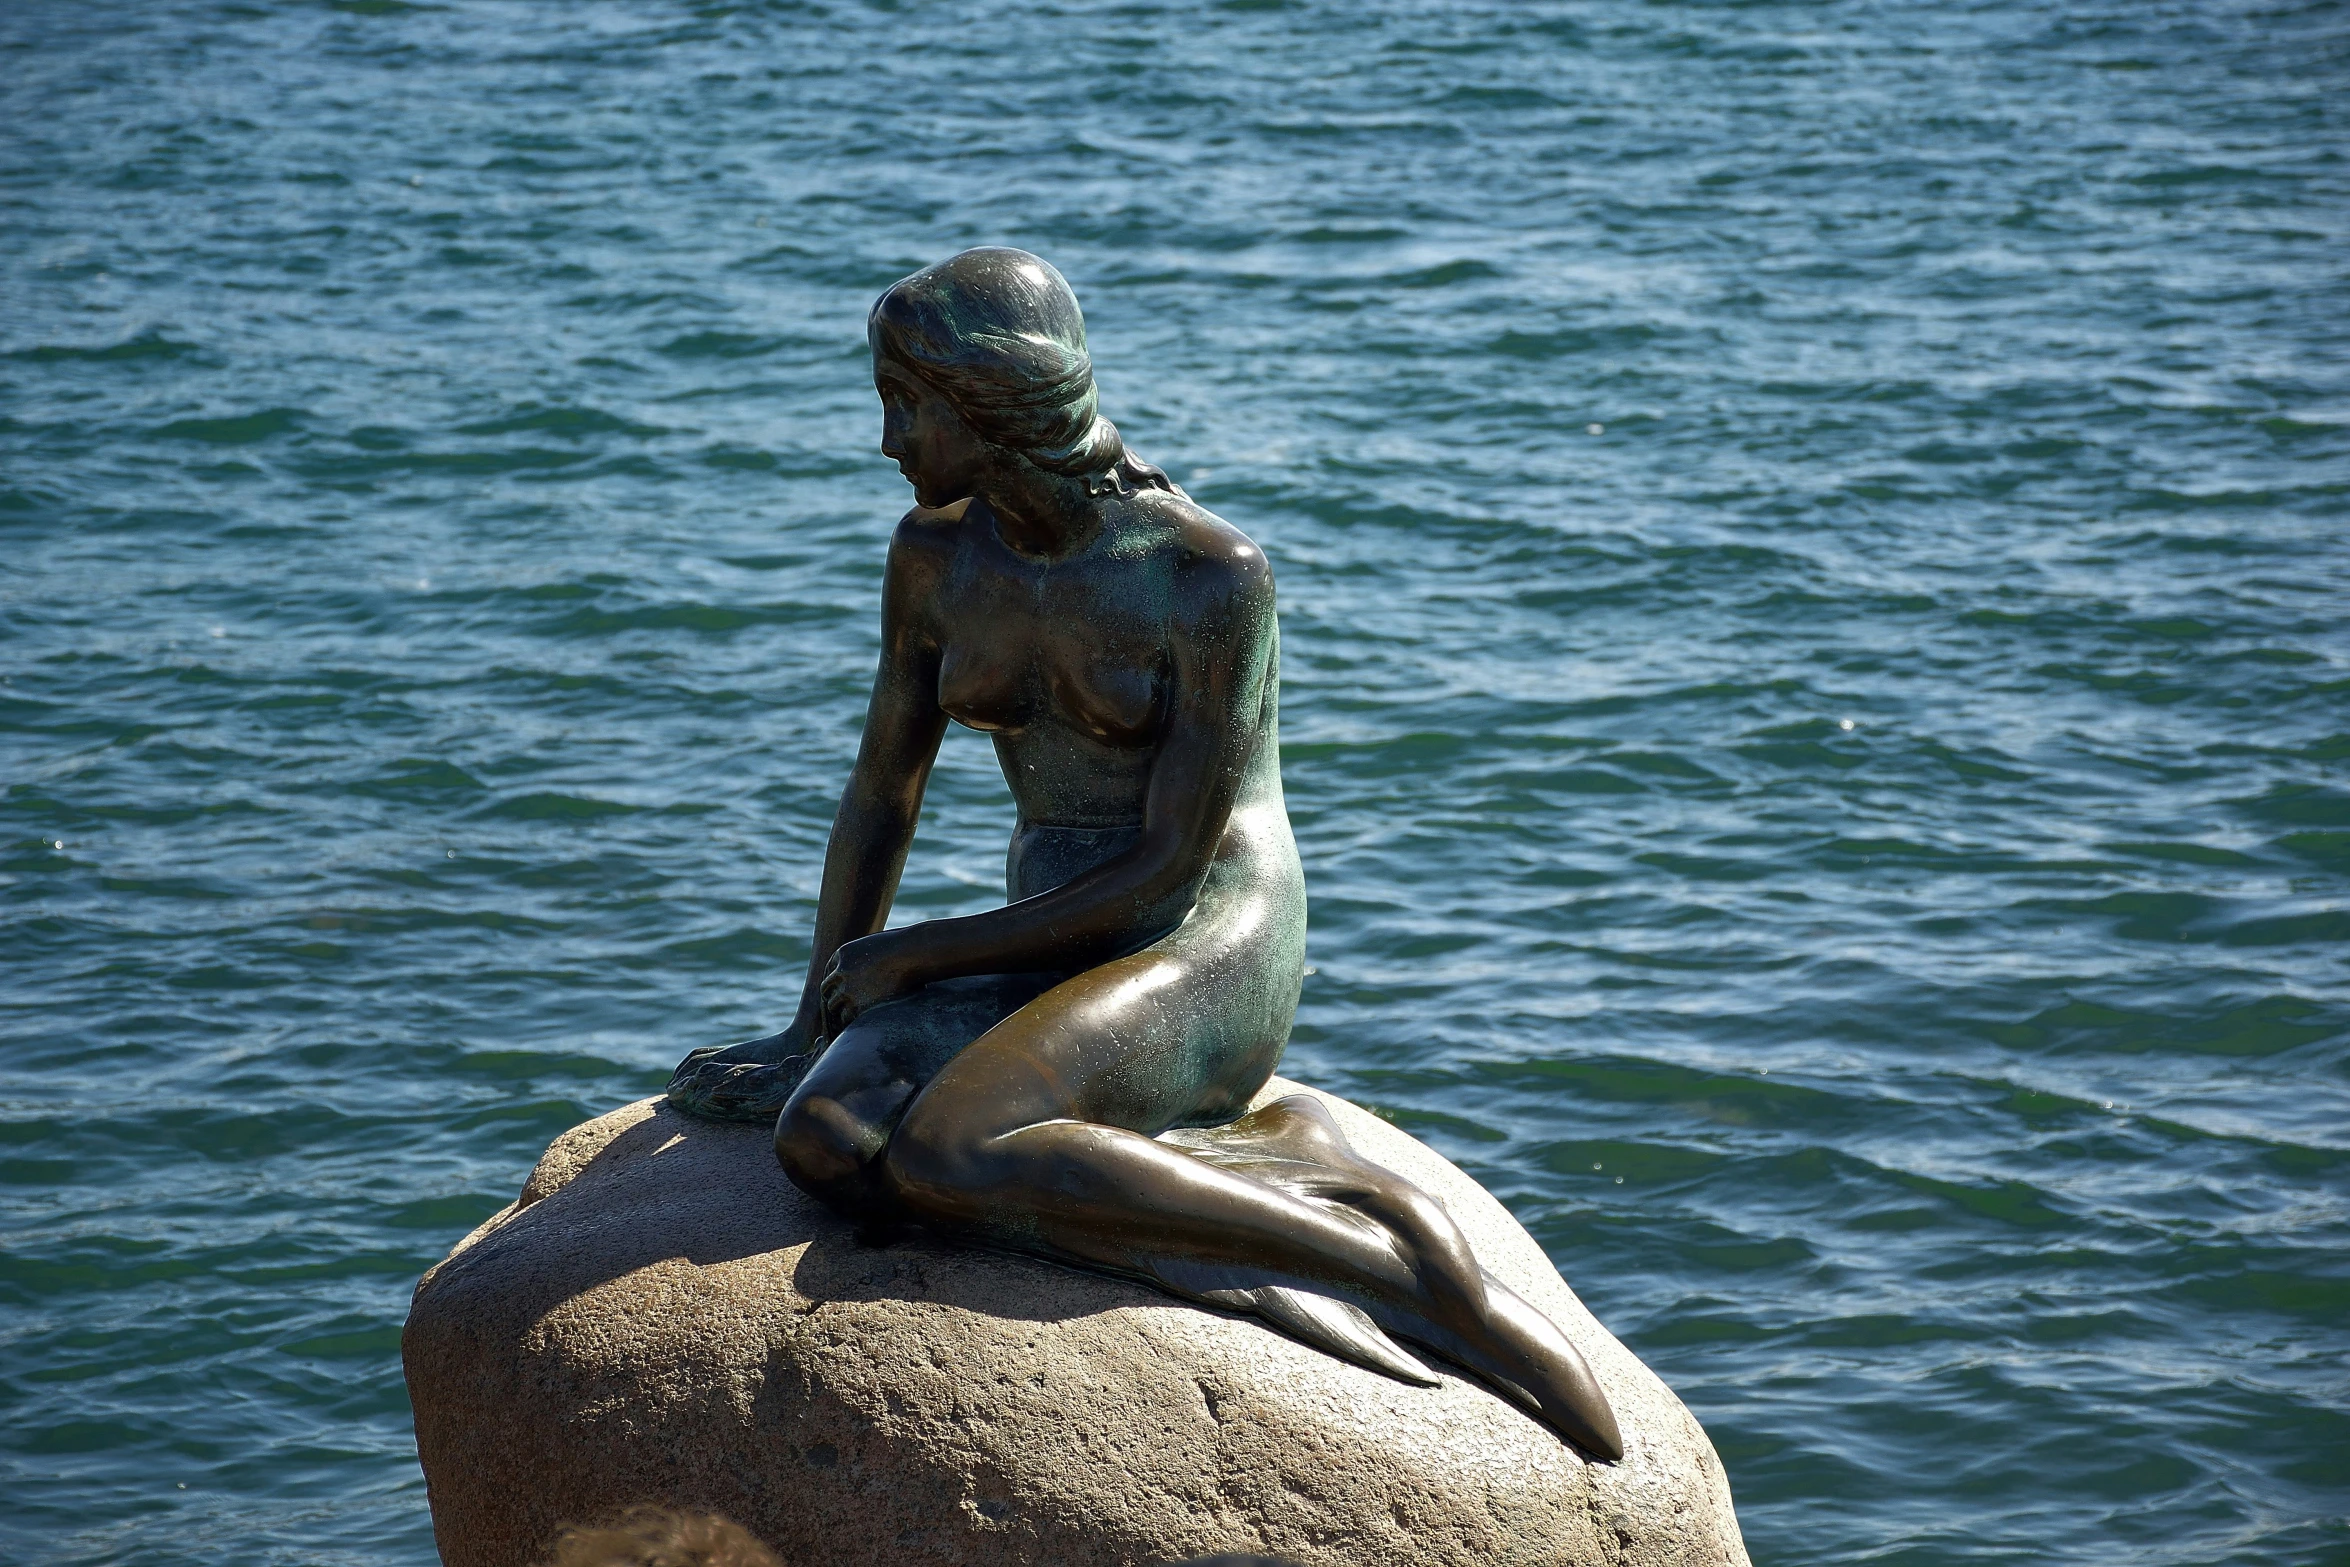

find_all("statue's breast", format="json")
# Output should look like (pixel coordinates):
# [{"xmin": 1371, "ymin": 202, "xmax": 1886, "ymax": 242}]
[
  {"xmin": 938, "ymin": 634, "xmax": 1165, "ymax": 747},
  {"xmin": 934, "ymin": 525, "xmax": 1174, "ymax": 748},
  {"xmin": 1047, "ymin": 643, "xmax": 1166, "ymax": 745},
  {"xmin": 936, "ymin": 641, "xmax": 1029, "ymax": 733}
]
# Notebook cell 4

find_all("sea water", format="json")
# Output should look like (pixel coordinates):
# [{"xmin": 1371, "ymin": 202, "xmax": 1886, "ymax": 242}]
[{"xmin": 2, "ymin": 2, "xmax": 2345, "ymax": 1562}]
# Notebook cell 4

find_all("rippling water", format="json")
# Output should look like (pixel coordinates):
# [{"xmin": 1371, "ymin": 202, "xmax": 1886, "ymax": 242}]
[{"xmin": 4, "ymin": 2, "xmax": 2347, "ymax": 1562}]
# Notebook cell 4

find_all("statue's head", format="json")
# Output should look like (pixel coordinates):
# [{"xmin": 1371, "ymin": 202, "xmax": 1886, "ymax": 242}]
[{"xmin": 868, "ymin": 248, "xmax": 1172, "ymax": 508}]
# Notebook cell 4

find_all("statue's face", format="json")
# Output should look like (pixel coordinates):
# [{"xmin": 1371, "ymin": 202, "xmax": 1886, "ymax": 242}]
[{"xmin": 876, "ymin": 357, "xmax": 986, "ymax": 509}]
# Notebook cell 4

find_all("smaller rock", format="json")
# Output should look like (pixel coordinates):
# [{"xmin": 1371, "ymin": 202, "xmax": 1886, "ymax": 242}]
[{"xmin": 406, "ymin": 1079, "xmax": 1749, "ymax": 1567}]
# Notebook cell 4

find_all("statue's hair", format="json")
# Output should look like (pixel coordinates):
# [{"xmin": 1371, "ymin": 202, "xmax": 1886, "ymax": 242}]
[{"xmin": 868, "ymin": 247, "xmax": 1176, "ymax": 494}]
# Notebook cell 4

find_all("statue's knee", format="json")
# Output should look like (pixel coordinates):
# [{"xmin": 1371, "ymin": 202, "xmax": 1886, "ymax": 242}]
[
  {"xmin": 774, "ymin": 1095, "xmax": 879, "ymax": 1202},
  {"xmin": 882, "ymin": 1101, "xmax": 988, "ymax": 1210}
]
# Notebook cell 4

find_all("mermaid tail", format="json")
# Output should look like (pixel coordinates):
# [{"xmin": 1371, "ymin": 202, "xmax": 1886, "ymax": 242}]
[
  {"xmin": 1137, "ymin": 1096, "xmax": 1622, "ymax": 1460},
  {"xmin": 670, "ymin": 1046, "xmax": 1623, "ymax": 1458}
]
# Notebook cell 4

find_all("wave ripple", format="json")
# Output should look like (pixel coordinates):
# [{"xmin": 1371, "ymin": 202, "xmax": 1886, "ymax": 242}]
[{"xmin": 2, "ymin": 1, "xmax": 2345, "ymax": 1563}]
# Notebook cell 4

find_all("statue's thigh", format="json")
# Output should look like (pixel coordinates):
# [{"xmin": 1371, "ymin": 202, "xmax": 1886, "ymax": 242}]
[
  {"xmin": 922, "ymin": 922, "xmax": 1299, "ymax": 1139},
  {"xmin": 798, "ymin": 971, "xmax": 1061, "ymax": 1145}
]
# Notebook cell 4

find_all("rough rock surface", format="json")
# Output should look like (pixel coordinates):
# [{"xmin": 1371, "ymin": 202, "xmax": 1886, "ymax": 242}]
[{"xmin": 405, "ymin": 1079, "xmax": 1748, "ymax": 1567}]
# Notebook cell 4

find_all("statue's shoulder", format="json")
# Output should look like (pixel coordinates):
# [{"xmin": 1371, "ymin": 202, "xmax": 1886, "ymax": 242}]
[
  {"xmin": 887, "ymin": 498, "xmax": 972, "ymax": 565},
  {"xmin": 896, "ymin": 496, "xmax": 974, "ymax": 537},
  {"xmin": 1145, "ymin": 491, "xmax": 1272, "ymax": 604},
  {"xmin": 882, "ymin": 502, "xmax": 971, "ymax": 618}
]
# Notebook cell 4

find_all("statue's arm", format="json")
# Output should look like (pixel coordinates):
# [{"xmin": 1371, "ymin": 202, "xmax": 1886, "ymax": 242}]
[
  {"xmin": 785, "ymin": 515, "xmax": 951, "ymax": 1042},
  {"xmin": 821, "ymin": 535, "xmax": 1273, "ymax": 1025}
]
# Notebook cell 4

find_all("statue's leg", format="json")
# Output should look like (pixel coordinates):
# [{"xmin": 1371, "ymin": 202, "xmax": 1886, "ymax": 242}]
[
  {"xmin": 878, "ymin": 952, "xmax": 1621, "ymax": 1458},
  {"xmin": 1169, "ymin": 1096, "xmax": 1622, "ymax": 1458},
  {"xmin": 773, "ymin": 972, "xmax": 1057, "ymax": 1213},
  {"xmin": 879, "ymin": 949, "xmax": 1449, "ymax": 1307},
  {"xmin": 770, "ymin": 1025, "xmax": 920, "ymax": 1213}
]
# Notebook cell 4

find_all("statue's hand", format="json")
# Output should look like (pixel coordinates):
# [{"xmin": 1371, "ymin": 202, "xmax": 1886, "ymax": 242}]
[
  {"xmin": 667, "ymin": 1019, "xmax": 817, "ymax": 1123},
  {"xmin": 819, "ymin": 930, "xmax": 924, "ymax": 1035}
]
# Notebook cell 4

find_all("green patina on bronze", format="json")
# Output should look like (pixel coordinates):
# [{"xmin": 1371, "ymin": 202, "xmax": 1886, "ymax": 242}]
[{"xmin": 669, "ymin": 249, "xmax": 1619, "ymax": 1459}]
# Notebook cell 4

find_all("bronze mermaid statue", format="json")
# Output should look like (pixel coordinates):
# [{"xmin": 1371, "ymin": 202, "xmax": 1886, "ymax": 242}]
[{"xmin": 668, "ymin": 247, "xmax": 1622, "ymax": 1461}]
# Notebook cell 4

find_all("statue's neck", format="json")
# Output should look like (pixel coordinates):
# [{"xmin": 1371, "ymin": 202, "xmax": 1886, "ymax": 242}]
[{"xmin": 977, "ymin": 467, "xmax": 1103, "ymax": 559}]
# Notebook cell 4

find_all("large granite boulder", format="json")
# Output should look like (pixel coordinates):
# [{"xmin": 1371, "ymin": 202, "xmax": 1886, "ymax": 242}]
[{"xmin": 404, "ymin": 1080, "xmax": 1748, "ymax": 1567}]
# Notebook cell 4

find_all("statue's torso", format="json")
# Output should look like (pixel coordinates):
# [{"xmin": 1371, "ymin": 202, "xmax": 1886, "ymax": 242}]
[{"xmin": 924, "ymin": 501, "xmax": 1287, "ymax": 836}]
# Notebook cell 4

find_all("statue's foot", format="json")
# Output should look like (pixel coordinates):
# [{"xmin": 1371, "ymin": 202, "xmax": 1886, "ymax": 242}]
[
  {"xmin": 1130, "ymin": 1251, "xmax": 1620, "ymax": 1460},
  {"xmin": 666, "ymin": 1031, "xmax": 817, "ymax": 1123},
  {"xmin": 1167, "ymin": 1096, "xmax": 1622, "ymax": 1460},
  {"xmin": 1364, "ymin": 1274, "xmax": 1623, "ymax": 1462}
]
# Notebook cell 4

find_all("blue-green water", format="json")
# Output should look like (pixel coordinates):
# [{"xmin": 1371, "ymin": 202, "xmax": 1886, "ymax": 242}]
[{"xmin": 4, "ymin": 2, "xmax": 2347, "ymax": 1562}]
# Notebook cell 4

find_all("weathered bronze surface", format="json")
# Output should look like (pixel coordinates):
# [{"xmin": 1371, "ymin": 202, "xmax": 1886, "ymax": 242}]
[{"xmin": 669, "ymin": 248, "xmax": 1621, "ymax": 1460}]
